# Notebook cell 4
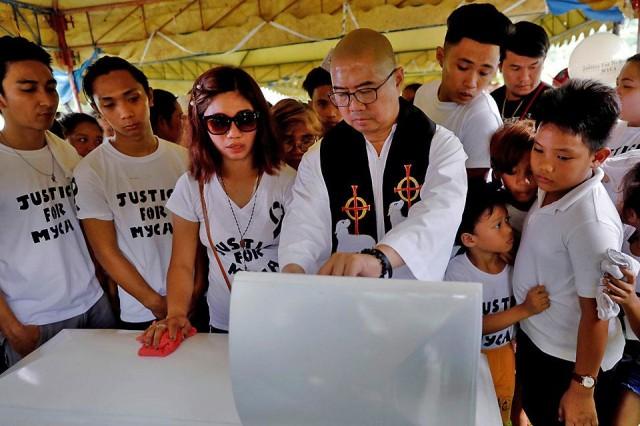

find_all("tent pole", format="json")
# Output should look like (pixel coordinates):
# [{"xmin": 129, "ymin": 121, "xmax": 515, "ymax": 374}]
[{"xmin": 50, "ymin": 10, "xmax": 82, "ymax": 112}]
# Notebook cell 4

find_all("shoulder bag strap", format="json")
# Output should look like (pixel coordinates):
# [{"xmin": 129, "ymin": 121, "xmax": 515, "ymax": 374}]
[{"xmin": 199, "ymin": 180, "xmax": 232, "ymax": 291}]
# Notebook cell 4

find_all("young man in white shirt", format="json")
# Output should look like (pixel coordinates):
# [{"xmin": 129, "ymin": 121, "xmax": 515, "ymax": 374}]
[
  {"xmin": 75, "ymin": 57, "xmax": 188, "ymax": 330},
  {"xmin": 513, "ymin": 80, "xmax": 625, "ymax": 425},
  {"xmin": 0, "ymin": 36, "xmax": 114, "ymax": 368},
  {"xmin": 491, "ymin": 21, "xmax": 551, "ymax": 126},
  {"xmin": 279, "ymin": 28, "xmax": 467, "ymax": 281},
  {"xmin": 413, "ymin": 3, "xmax": 511, "ymax": 180}
]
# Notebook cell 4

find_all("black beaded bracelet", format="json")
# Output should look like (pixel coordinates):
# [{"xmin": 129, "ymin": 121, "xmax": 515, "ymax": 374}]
[{"xmin": 360, "ymin": 248, "xmax": 393, "ymax": 278}]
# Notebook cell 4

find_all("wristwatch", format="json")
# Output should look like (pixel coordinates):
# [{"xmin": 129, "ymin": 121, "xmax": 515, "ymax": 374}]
[{"xmin": 572, "ymin": 373, "xmax": 596, "ymax": 389}]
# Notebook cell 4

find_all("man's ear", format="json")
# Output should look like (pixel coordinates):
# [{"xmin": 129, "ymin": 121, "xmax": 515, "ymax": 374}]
[
  {"xmin": 0, "ymin": 90, "xmax": 7, "ymax": 110},
  {"xmin": 394, "ymin": 66, "xmax": 405, "ymax": 91},
  {"xmin": 436, "ymin": 46, "xmax": 445, "ymax": 69},
  {"xmin": 460, "ymin": 232, "xmax": 476, "ymax": 248},
  {"xmin": 592, "ymin": 146, "xmax": 611, "ymax": 168},
  {"xmin": 147, "ymin": 88, "xmax": 154, "ymax": 108}
]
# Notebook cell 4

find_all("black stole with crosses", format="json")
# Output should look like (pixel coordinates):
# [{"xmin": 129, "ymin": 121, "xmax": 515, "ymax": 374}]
[{"xmin": 320, "ymin": 97, "xmax": 436, "ymax": 252}]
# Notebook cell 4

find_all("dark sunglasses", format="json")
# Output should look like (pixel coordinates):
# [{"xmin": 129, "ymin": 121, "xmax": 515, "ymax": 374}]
[{"xmin": 202, "ymin": 110, "xmax": 260, "ymax": 135}]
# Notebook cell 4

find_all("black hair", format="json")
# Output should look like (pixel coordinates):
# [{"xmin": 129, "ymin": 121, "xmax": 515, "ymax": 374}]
[
  {"xmin": 150, "ymin": 89, "xmax": 178, "ymax": 133},
  {"xmin": 83, "ymin": 56, "xmax": 150, "ymax": 106},
  {"xmin": 536, "ymin": 79, "xmax": 620, "ymax": 151},
  {"xmin": 49, "ymin": 120, "xmax": 65, "ymax": 139},
  {"xmin": 445, "ymin": 4, "xmax": 513, "ymax": 47},
  {"xmin": 621, "ymin": 162, "xmax": 640, "ymax": 222},
  {"xmin": 627, "ymin": 53, "xmax": 640, "ymax": 64},
  {"xmin": 403, "ymin": 83, "xmax": 422, "ymax": 93},
  {"xmin": 501, "ymin": 21, "xmax": 549, "ymax": 61},
  {"xmin": 0, "ymin": 36, "xmax": 52, "ymax": 95},
  {"xmin": 59, "ymin": 112, "xmax": 101, "ymax": 138},
  {"xmin": 302, "ymin": 67, "xmax": 332, "ymax": 99},
  {"xmin": 456, "ymin": 181, "xmax": 507, "ymax": 250}
]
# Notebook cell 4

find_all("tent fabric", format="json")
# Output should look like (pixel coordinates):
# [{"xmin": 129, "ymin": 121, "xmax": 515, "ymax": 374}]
[{"xmin": 0, "ymin": 0, "xmax": 627, "ymax": 97}]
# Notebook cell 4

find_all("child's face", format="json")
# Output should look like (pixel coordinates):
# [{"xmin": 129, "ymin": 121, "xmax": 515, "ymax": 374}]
[
  {"xmin": 499, "ymin": 153, "xmax": 537, "ymax": 204},
  {"xmin": 67, "ymin": 121, "xmax": 102, "ymax": 157},
  {"xmin": 466, "ymin": 205, "xmax": 514, "ymax": 254},
  {"xmin": 531, "ymin": 123, "xmax": 607, "ymax": 199},
  {"xmin": 616, "ymin": 61, "xmax": 640, "ymax": 126}
]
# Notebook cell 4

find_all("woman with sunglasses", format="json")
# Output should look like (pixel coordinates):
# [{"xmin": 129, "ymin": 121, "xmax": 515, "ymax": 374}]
[
  {"xmin": 143, "ymin": 66, "xmax": 295, "ymax": 344},
  {"xmin": 272, "ymin": 98, "xmax": 322, "ymax": 170}
]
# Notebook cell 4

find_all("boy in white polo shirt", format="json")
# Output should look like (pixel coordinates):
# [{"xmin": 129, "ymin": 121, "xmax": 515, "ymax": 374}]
[
  {"xmin": 513, "ymin": 80, "xmax": 625, "ymax": 425},
  {"xmin": 74, "ymin": 57, "xmax": 188, "ymax": 330},
  {"xmin": 414, "ymin": 4, "xmax": 510, "ymax": 180},
  {"xmin": 0, "ymin": 37, "xmax": 115, "ymax": 369}
]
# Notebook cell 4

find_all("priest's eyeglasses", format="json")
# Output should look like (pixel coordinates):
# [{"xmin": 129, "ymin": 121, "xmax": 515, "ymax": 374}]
[
  {"xmin": 203, "ymin": 110, "xmax": 260, "ymax": 135},
  {"xmin": 329, "ymin": 68, "xmax": 398, "ymax": 107}
]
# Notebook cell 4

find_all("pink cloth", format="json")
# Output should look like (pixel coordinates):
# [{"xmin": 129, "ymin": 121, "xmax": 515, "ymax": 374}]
[{"xmin": 137, "ymin": 327, "xmax": 197, "ymax": 357}]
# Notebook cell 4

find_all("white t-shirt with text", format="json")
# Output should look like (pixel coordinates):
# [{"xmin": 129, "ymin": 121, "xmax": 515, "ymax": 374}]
[
  {"xmin": 167, "ymin": 166, "xmax": 296, "ymax": 330},
  {"xmin": 0, "ymin": 135, "xmax": 103, "ymax": 325},
  {"xmin": 73, "ymin": 139, "xmax": 188, "ymax": 322},
  {"xmin": 445, "ymin": 253, "xmax": 515, "ymax": 350},
  {"xmin": 607, "ymin": 121, "xmax": 640, "ymax": 157}
]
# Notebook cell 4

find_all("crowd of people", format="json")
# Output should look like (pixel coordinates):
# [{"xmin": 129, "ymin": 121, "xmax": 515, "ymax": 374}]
[{"xmin": 2, "ymin": 2, "xmax": 640, "ymax": 425}]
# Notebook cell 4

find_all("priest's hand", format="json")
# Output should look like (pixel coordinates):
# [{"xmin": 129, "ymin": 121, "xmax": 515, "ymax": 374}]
[{"xmin": 318, "ymin": 252, "xmax": 383, "ymax": 277}]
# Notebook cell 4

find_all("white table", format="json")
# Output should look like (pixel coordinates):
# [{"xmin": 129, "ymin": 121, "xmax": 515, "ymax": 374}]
[
  {"xmin": 0, "ymin": 329, "xmax": 241, "ymax": 426},
  {"xmin": 0, "ymin": 329, "xmax": 500, "ymax": 426},
  {"xmin": 0, "ymin": 272, "xmax": 502, "ymax": 425}
]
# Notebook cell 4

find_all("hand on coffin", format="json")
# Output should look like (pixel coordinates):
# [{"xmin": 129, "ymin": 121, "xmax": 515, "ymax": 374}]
[
  {"xmin": 318, "ymin": 252, "xmax": 382, "ymax": 277},
  {"xmin": 141, "ymin": 316, "xmax": 192, "ymax": 349},
  {"xmin": 7, "ymin": 323, "xmax": 40, "ymax": 357}
]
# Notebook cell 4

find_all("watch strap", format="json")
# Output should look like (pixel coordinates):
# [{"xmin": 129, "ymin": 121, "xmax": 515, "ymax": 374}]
[{"xmin": 572, "ymin": 373, "xmax": 596, "ymax": 388}]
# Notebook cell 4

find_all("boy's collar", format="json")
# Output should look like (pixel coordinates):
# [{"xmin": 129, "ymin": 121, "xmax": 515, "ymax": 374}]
[{"xmin": 536, "ymin": 167, "xmax": 604, "ymax": 213}]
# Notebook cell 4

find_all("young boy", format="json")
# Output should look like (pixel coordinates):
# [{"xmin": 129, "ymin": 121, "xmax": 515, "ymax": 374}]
[
  {"xmin": 609, "ymin": 54, "xmax": 640, "ymax": 157},
  {"xmin": 445, "ymin": 182, "xmax": 549, "ymax": 424},
  {"xmin": 513, "ymin": 79, "xmax": 625, "ymax": 425},
  {"xmin": 490, "ymin": 123, "xmax": 538, "ymax": 233},
  {"xmin": 414, "ymin": 3, "xmax": 511, "ymax": 180},
  {"xmin": 74, "ymin": 56, "xmax": 188, "ymax": 330},
  {"xmin": 0, "ymin": 36, "xmax": 114, "ymax": 368},
  {"xmin": 302, "ymin": 67, "xmax": 342, "ymax": 135}
]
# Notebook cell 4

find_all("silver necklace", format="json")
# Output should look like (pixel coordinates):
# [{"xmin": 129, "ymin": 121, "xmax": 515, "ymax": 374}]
[
  {"xmin": 0, "ymin": 130, "xmax": 56, "ymax": 182},
  {"xmin": 501, "ymin": 95, "xmax": 525, "ymax": 122},
  {"xmin": 218, "ymin": 173, "xmax": 261, "ymax": 267}
]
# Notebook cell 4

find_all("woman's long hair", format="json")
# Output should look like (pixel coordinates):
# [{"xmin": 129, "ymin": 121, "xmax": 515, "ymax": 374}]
[{"xmin": 187, "ymin": 66, "xmax": 282, "ymax": 183}]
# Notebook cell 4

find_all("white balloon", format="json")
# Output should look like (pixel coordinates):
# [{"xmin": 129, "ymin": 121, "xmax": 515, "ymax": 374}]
[{"xmin": 568, "ymin": 32, "xmax": 631, "ymax": 87}]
